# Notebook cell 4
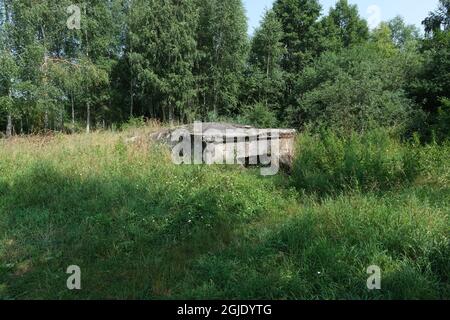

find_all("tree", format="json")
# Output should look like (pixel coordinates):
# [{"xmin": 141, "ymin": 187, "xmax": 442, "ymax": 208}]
[
  {"xmin": 388, "ymin": 16, "xmax": 420, "ymax": 49},
  {"xmin": 5, "ymin": 0, "xmax": 65, "ymax": 132},
  {"xmin": 419, "ymin": 2, "xmax": 450, "ymax": 109},
  {"xmin": 48, "ymin": 59, "xmax": 82, "ymax": 132},
  {"xmin": 249, "ymin": 10, "xmax": 285, "ymax": 85},
  {"xmin": 292, "ymin": 43, "xmax": 422, "ymax": 133},
  {"xmin": 127, "ymin": 0, "xmax": 198, "ymax": 123},
  {"xmin": 75, "ymin": 0, "xmax": 124, "ymax": 132},
  {"xmin": 410, "ymin": 0, "xmax": 450, "ymax": 141},
  {"xmin": 370, "ymin": 22, "xmax": 397, "ymax": 56},
  {"xmin": 433, "ymin": 98, "xmax": 450, "ymax": 140},
  {"xmin": 320, "ymin": 0, "xmax": 369, "ymax": 51},
  {"xmin": 423, "ymin": 0, "xmax": 450, "ymax": 35},
  {"xmin": 0, "ymin": 0, "xmax": 18, "ymax": 137},
  {"xmin": 195, "ymin": 0, "xmax": 249, "ymax": 118},
  {"xmin": 0, "ymin": 51, "xmax": 18, "ymax": 137},
  {"xmin": 245, "ymin": 9, "xmax": 285, "ymax": 118},
  {"xmin": 273, "ymin": 0, "xmax": 322, "ymax": 73},
  {"xmin": 270, "ymin": 0, "xmax": 325, "ymax": 121}
]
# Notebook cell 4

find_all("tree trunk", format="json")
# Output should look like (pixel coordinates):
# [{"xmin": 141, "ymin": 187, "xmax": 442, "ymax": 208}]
[
  {"xmin": 130, "ymin": 78, "xmax": 134, "ymax": 117},
  {"xmin": 44, "ymin": 110, "xmax": 49, "ymax": 132},
  {"xmin": 86, "ymin": 102, "xmax": 90, "ymax": 134},
  {"xmin": 129, "ymin": 41, "xmax": 134, "ymax": 118},
  {"xmin": 6, "ymin": 87, "xmax": 13, "ymax": 137},
  {"xmin": 60, "ymin": 107, "xmax": 64, "ymax": 132},
  {"xmin": 6, "ymin": 113, "xmax": 12, "ymax": 138},
  {"xmin": 71, "ymin": 95, "xmax": 75, "ymax": 133},
  {"xmin": 168, "ymin": 101, "xmax": 174, "ymax": 125},
  {"xmin": 162, "ymin": 104, "xmax": 166, "ymax": 123}
]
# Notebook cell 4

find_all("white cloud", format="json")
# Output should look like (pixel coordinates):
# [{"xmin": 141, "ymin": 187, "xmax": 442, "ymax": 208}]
[{"xmin": 367, "ymin": 5, "xmax": 382, "ymax": 29}]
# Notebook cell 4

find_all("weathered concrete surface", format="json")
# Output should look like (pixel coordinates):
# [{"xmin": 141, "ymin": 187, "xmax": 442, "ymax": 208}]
[{"xmin": 149, "ymin": 122, "xmax": 297, "ymax": 171}]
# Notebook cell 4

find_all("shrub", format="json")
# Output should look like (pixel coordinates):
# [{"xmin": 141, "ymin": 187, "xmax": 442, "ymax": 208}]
[
  {"xmin": 291, "ymin": 129, "xmax": 421, "ymax": 195},
  {"xmin": 433, "ymin": 98, "xmax": 450, "ymax": 142},
  {"xmin": 241, "ymin": 103, "xmax": 278, "ymax": 128},
  {"xmin": 292, "ymin": 43, "xmax": 423, "ymax": 133},
  {"xmin": 121, "ymin": 116, "xmax": 146, "ymax": 131}
]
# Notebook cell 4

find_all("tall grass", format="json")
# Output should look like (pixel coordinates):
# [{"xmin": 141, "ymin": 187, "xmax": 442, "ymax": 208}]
[
  {"xmin": 0, "ymin": 128, "xmax": 448, "ymax": 299},
  {"xmin": 291, "ymin": 129, "xmax": 421, "ymax": 195}
]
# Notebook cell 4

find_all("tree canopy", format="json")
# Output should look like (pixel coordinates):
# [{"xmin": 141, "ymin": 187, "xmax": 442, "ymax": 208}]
[{"xmin": 0, "ymin": 0, "xmax": 448, "ymax": 141}]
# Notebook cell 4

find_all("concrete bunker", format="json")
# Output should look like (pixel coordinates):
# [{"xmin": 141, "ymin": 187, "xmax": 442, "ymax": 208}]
[{"xmin": 150, "ymin": 122, "xmax": 297, "ymax": 173}]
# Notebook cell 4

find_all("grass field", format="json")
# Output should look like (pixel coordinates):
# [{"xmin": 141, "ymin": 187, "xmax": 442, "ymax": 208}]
[{"xmin": 0, "ymin": 126, "xmax": 448, "ymax": 299}]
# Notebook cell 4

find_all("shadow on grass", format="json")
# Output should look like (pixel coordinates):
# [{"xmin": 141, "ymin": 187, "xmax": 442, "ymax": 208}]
[
  {"xmin": 0, "ymin": 162, "xmax": 245, "ymax": 299},
  {"xmin": 0, "ymin": 161, "xmax": 448, "ymax": 299}
]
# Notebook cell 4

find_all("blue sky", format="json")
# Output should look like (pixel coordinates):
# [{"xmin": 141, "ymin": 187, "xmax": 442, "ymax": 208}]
[{"xmin": 244, "ymin": 0, "xmax": 440, "ymax": 34}]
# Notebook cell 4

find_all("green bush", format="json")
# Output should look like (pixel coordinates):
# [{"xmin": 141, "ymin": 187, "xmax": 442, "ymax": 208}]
[
  {"xmin": 292, "ymin": 43, "xmax": 423, "ymax": 133},
  {"xmin": 121, "ymin": 116, "xmax": 146, "ymax": 131},
  {"xmin": 241, "ymin": 103, "xmax": 278, "ymax": 128},
  {"xmin": 291, "ymin": 130, "xmax": 421, "ymax": 195},
  {"xmin": 433, "ymin": 98, "xmax": 450, "ymax": 142}
]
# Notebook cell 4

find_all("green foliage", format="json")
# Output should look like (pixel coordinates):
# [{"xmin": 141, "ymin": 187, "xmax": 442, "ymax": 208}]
[
  {"xmin": 0, "ymin": 51, "xmax": 18, "ymax": 114},
  {"xmin": 388, "ymin": 16, "xmax": 421, "ymax": 49},
  {"xmin": 419, "ymin": 3, "xmax": 450, "ymax": 112},
  {"xmin": 370, "ymin": 22, "xmax": 398, "ymax": 55},
  {"xmin": 128, "ymin": 0, "xmax": 199, "ymax": 122},
  {"xmin": 433, "ymin": 98, "xmax": 450, "ymax": 141},
  {"xmin": 273, "ymin": 0, "xmax": 323, "ymax": 72},
  {"xmin": 249, "ymin": 10, "xmax": 285, "ymax": 75},
  {"xmin": 423, "ymin": 0, "xmax": 450, "ymax": 35},
  {"xmin": 241, "ymin": 103, "xmax": 278, "ymax": 128},
  {"xmin": 195, "ymin": 0, "xmax": 249, "ymax": 117},
  {"xmin": 0, "ymin": 0, "xmax": 124, "ymax": 133},
  {"xmin": 271, "ymin": 0, "xmax": 323, "ymax": 115},
  {"xmin": 292, "ymin": 43, "xmax": 422, "ymax": 132},
  {"xmin": 121, "ymin": 116, "xmax": 146, "ymax": 131},
  {"xmin": 411, "ymin": 1, "xmax": 450, "ymax": 141},
  {"xmin": 0, "ymin": 132, "xmax": 448, "ymax": 299},
  {"xmin": 291, "ymin": 130, "xmax": 421, "ymax": 195},
  {"xmin": 245, "ymin": 10, "xmax": 285, "ymax": 116},
  {"xmin": 319, "ymin": 0, "xmax": 369, "ymax": 51},
  {"xmin": 0, "ymin": 0, "xmax": 447, "ymax": 140}
]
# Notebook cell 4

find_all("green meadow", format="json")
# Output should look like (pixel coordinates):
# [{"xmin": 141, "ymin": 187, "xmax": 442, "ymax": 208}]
[{"xmin": 0, "ymin": 127, "xmax": 448, "ymax": 299}]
